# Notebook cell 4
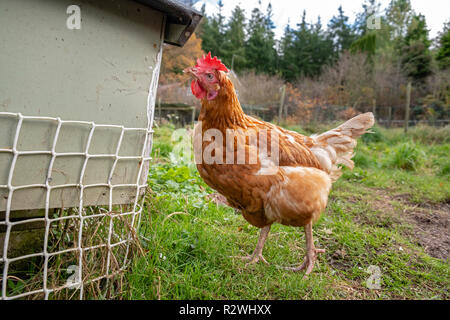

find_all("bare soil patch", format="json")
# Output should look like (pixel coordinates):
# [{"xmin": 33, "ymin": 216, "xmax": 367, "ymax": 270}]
[{"xmin": 368, "ymin": 190, "xmax": 449, "ymax": 261}]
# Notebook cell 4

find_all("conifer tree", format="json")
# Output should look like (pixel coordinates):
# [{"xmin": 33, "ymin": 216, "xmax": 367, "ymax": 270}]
[
  {"xmin": 436, "ymin": 21, "xmax": 450, "ymax": 70},
  {"xmin": 279, "ymin": 22, "xmax": 298, "ymax": 81},
  {"xmin": 201, "ymin": 0, "xmax": 226, "ymax": 59},
  {"xmin": 222, "ymin": 5, "xmax": 247, "ymax": 72},
  {"xmin": 401, "ymin": 13, "xmax": 433, "ymax": 82},
  {"xmin": 328, "ymin": 6, "xmax": 357, "ymax": 53},
  {"xmin": 245, "ymin": 2, "xmax": 277, "ymax": 74}
]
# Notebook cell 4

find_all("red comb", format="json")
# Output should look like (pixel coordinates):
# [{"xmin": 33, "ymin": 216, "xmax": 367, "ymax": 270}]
[{"xmin": 195, "ymin": 52, "xmax": 229, "ymax": 72}]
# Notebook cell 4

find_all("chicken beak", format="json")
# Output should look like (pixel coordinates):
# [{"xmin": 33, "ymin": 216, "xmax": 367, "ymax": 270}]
[{"xmin": 183, "ymin": 67, "xmax": 198, "ymax": 78}]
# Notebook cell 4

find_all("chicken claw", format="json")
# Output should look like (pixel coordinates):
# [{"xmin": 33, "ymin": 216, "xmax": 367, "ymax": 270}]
[
  {"xmin": 285, "ymin": 248, "xmax": 325, "ymax": 276},
  {"xmin": 232, "ymin": 225, "xmax": 271, "ymax": 267},
  {"xmin": 281, "ymin": 223, "xmax": 325, "ymax": 277},
  {"xmin": 238, "ymin": 253, "xmax": 269, "ymax": 266}
]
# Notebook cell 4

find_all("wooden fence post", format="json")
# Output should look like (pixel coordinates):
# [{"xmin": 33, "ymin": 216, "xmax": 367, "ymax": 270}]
[
  {"xmin": 372, "ymin": 99, "xmax": 376, "ymax": 120},
  {"xmin": 388, "ymin": 106, "xmax": 392, "ymax": 128},
  {"xmin": 404, "ymin": 81, "xmax": 411, "ymax": 133},
  {"xmin": 278, "ymin": 84, "xmax": 286, "ymax": 124}
]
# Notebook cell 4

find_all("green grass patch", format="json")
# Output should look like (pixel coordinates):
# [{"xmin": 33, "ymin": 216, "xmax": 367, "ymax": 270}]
[{"xmin": 124, "ymin": 124, "xmax": 450, "ymax": 300}]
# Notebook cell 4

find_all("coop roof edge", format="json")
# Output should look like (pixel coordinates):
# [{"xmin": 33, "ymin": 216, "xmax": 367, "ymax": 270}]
[{"xmin": 134, "ymin": 0, "xmax": 202, "ymax": 47}]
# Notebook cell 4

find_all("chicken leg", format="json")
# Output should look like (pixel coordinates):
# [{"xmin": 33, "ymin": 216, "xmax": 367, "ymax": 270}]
[
  {"xmin": 235, "ymin": 225, "xmax": 271, "ymax": 266},
  {"xmin": 286, "ymin": 222, "xmax": 325, "ymax": 276}
]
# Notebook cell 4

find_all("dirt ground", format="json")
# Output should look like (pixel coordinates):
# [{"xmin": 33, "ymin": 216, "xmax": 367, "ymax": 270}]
[
  {"xmin": 372, "ymin": 190, "xmax": 450, "ymax": 261},
  {"xmin": 211, "ymin": 189, "xmax": 450, "ymax": 261}
]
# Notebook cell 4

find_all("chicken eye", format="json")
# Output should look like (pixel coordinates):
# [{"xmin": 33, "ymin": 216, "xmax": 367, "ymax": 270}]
[{"xmin": 205, "ymin": 73, "xmax": 214, "ymax": 81}]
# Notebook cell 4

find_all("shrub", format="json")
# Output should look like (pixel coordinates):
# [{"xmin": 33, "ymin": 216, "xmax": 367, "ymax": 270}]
[
  {"xmin": 361, "ymin": 125, "xmax": 384, "ymax": 144},
  {"xmin": 384, "ymin": 142, "xmax": 424, "ymax": 171},
  {"xmin": 438, "ymin": 162, "xmax": 450, "ymax": 176},
  {"xmin": 407, "ymin": 125, "xmax": 450, "ymax": 144},
  {"xmin": 379, "ymin": 126, "xmax": 450, "ymax": 145},
  {"xmin": 353, "ymin": 151, "xmax": 371, "ymax": 168}
]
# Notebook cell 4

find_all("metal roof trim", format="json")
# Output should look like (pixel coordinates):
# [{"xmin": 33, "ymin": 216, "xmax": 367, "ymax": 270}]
[{"xmin": 134, "ymin": 0, "xmax": 202, "ymax": 47}]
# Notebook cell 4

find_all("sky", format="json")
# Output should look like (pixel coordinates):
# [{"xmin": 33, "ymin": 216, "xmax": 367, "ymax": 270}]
[{"xmin": 193, "ymin": 0, "xmax": 449, "ymax": 40}]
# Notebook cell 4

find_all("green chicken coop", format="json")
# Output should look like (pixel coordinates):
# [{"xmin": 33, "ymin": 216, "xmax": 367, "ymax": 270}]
[{"xmin": 0, "ymin": 0, "xmax": 201, "ymax": 299}]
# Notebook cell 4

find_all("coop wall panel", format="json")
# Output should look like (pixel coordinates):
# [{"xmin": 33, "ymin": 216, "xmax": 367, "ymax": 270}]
[{"xmin": 0, "ymin": 0, "xmax": 163, "ymax": 211}]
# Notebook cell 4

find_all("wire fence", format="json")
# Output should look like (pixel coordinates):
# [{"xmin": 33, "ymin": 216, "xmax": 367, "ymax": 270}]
[
  {"xmin": 154, "ymin": 101, "xmax": 449, "ymax": 128},
  {"xmin": 376, "ymin": 119, "xmax": 450, "ymax": 127},
  {"xmin": 0, "ymin": 112, "xmax": 153, "ymax": 300}
]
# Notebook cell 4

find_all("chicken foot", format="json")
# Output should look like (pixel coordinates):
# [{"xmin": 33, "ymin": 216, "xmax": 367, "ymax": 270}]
[
  {"xmin": 234, "ymin": 225, "xmax": 271, "ymax": 266},
  {"xmin": 285, "ymin": 222, "xmax": 325, "ymax": 276}
]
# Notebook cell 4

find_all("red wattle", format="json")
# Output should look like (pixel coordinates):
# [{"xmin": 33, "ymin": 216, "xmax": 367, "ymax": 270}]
[{"xmin": 191, "ymin": 80, "xmax": 206, "ymax": 100}]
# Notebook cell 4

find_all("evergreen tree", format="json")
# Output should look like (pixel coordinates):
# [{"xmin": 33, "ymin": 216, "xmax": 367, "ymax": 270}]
[
  {"xmin": 328, "ymin": 6, "xmax": 357, "ymax": 53},
  {"xmin": 279, "ymin": 11, "xmax": 334, "ymax": 81},
  {"xmin": 294, "ymin": 12, "xmax": 334, "ymax": 78},
  {"xmin": 310, "ymin": 17, "xmax": 335, "ymax": 73},
  {"xmin": 436, "ymin": 21, "xmax": 450, "ymax": 70},
  {"xmin": 244, "ymin": 6, "xmax": 265, "ymax": 73},
  {"xmin": 244, "ymin": 2, "xmax": 277, "ymax": 74},
  {"xmin": 222, "ymin": 5, "xmax": 247, "ymax": 72},
  {"xmin": 201, "ymin": 0, "xmax": 226, "ymax": 59},
  {"xmin": 401, "ymin": 13, "xmax": 433, "ymax": 82},
  {"xmin": 263, "ymin": 2, "xmax": 278, "ymax": 73},
  {"xmin": 292, "ymin": 11, "xmax": 313, "ymax": 77},
  {"xmin": 279, "ymin": 22, "xmax": 298, "ymax": 81}
]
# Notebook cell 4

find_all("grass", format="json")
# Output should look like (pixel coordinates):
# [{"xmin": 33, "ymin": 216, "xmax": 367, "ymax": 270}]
[
  {"xmin": 124, "ymin": 124, "xmax": 449, "ymax": 300},
  {"xmin": 3, "ymin": 205, "xmax": 139, "ymax": 300}
]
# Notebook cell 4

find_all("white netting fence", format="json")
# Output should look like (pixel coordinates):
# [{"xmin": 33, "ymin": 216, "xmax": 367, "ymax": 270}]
[{"xmin": 0, "ymin": 112, "xmax": 153, "ymax": 299}]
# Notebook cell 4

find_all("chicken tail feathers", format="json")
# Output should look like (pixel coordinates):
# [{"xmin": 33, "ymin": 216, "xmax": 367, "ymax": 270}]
[{"xmin": 310, "ymin": 112, "xmax": 375, "ymax": 181}]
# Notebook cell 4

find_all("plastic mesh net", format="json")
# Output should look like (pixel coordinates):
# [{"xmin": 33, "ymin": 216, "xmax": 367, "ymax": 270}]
[{"xmin": 0, "ymin": 112, "xmax": 153, "ymax": 299}]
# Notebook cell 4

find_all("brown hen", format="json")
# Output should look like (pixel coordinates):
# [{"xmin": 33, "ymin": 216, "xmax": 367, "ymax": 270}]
[{"xmin": 185, "ymin": 53, "xmax": 374, "ymax": 275}]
